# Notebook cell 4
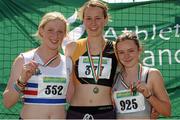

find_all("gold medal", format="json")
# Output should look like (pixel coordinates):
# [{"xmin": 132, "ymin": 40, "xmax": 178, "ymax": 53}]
[{"xmin": 93, "ymin": 86, "xmax": 99, "ymax": 94}]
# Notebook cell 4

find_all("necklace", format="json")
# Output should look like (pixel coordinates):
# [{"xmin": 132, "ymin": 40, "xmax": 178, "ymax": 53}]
[
  {"xmin": 86, "ymin": 40, "xmax": 103, "ymax": 94},
  {"xmin": 120, "ymin": 64, "xmax": 142, "ymax": 96},
  {"xmin": 33, "ymin": 51, "xmax": 59, "ymax": 75}
]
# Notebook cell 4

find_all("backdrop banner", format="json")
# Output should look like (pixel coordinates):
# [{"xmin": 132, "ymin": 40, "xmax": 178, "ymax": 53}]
[{"xmin": 0, "ymin": 0, "xmax": 179, "ymax": 119}]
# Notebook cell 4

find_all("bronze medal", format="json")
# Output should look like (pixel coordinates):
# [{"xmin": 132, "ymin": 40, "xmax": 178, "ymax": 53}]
[
  {"xmin": 35, "ymin": 68, "xmax": 41, "ymax": 75},
  {"xmin": 86, "ymin": 41, "xmax": 103, "ymax": 94},
  {"xmin": 93, "ymin": 86, "xmax": 99, "ymax": 94}
]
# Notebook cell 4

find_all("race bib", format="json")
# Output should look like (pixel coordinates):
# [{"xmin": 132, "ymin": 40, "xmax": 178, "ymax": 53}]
[
  {"xmin": 78, "ymin": 56, "xmax": 112, "ymax": 79},
  {"xmin": 114, "ymin": 89, "xmax": 145, "ymax": 113},
  {"xmin": 38, "ymin": 76, "xmax": 66, "ymax": 98}
]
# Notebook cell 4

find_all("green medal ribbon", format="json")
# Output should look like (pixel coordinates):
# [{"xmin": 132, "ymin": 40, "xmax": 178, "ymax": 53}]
[
  {"xmin": 86, "ymin": 40, "xmax": 103, "ymax": 84},
  {"xmin": 120, "ymin": 64, "xmax": 142, "ymax": 96}
]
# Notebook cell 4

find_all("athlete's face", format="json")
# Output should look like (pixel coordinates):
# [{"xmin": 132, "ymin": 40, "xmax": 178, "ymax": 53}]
[
  {"xmin": 83, "ymin": 6, "xmax": 108, "ymax": 37},
  {"xmin": 40, "ymin": 19, "xmax": 66, "ymax": 50},
  {"xmin": 116, "ymin": 40, "xmax": 141, "ymax": 68}
]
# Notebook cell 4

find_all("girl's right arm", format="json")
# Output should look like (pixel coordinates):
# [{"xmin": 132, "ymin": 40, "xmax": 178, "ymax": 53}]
[{"xmin": 3, "ymin": 55, "xmax": 24, "ymax": 108}]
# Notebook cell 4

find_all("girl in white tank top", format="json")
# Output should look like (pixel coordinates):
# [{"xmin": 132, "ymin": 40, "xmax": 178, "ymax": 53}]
[{"xmin": 3, "ymin": 12, "xmax": 72, "ymax": 119}]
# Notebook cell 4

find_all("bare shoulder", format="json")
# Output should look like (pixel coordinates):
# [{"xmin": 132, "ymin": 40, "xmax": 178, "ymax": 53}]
[
  {"xmin": 12, "ymin": 54, "xmax": 24, "ymax": 67},
  {"xmin": 149, "ymin": 68, "xmax": 162, "ymax": 77},
  {"xmin": 10, "ymin": 54, "xmax": 24, "ymax": 78},
  {"xmin": 65, "ymin": 42, "xmax": 77, "ymax": 57},
  {"xmin": 148, "ymin": 67, "xmax": 164, "ymax": 84}
]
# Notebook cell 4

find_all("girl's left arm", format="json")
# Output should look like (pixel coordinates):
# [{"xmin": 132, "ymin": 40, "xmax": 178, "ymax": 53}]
[{"xmin": 147, "ymin": 68, "xmax": 171, "ymax": 117}]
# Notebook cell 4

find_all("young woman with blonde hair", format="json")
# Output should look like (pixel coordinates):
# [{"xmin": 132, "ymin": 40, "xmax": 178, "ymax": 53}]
[{"xmin": 3, "ymin": 11, "xmax": 72, "ymax": 119}]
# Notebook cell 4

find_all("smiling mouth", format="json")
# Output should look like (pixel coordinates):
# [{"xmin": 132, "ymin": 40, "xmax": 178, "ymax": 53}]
[
  {"xmin": 89, "ymin": 27, "xmax": 98, "ymax": 31},
  {"xmin": 50, "ymin": 40, "xmax": 59, "ymax": 44},
  {"xmin": 124, "ymin": 60, "xmax": 132, "ymax": 63}
]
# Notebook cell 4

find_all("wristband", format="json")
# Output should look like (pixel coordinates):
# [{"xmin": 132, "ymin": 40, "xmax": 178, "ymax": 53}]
[
  {"xmin": 17, "ymin": 80, "xmax": 26, "ymax": 87},
  {"xmin": 17, "ymin": 77, "xmax": 27, "ymax": 86},
  {"xmin": 13, "ymin": 82, "xmax": 23, "ymax": 93},
  {"xmin": 145, "ymin": 92, "xmax": 152, "ymax": 99}
]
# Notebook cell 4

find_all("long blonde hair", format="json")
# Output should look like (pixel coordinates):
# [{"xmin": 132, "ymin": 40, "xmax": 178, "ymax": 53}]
[{"xmin": 34, "ymin": 11, "xmax": 68, "ymax": 40}]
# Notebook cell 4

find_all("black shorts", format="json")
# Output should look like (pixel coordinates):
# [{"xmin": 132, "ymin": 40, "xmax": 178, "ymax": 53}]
[{"xmin": 66, "ymin": 105, "xmax": 116, "ymax": 119}]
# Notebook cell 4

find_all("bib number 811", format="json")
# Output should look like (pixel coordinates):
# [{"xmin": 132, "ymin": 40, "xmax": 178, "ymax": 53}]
[
  {"xmin": 45, "ymin": 85, "xmax": 63, "ymax": 95},
  {"xmin": 120, "ymin": 98, "xmax": 138, "ymax": 111}
]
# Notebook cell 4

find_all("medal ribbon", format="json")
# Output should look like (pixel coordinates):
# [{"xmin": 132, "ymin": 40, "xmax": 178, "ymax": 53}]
[
  {"xmin": 86, "ymin": 40, "xmax": 102, "ymax": 83},
  {"xmin": 121, "ymin": 64, "xmax": 142, "ymax": 95},
  {"xmin": 33, "ymin": 51, "xmax": 59, "ymax": 67}
]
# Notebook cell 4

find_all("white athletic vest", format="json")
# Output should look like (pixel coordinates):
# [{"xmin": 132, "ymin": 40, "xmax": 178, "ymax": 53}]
[{"xmin": 21, "ymin": 49, "xmax": 72, "ymax": 105}]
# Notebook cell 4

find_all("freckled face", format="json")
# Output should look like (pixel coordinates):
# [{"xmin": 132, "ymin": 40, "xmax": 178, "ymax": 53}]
[
  {"xmin": 83, "ymin": 6, "xmax": 107, "ymax": 37},
  {"xmin": 116, "ymin": 40, "xmax": 141, "ymax": 68},
  {"xmin": 40, "ymin": 19, "xmax": 66, "ymax": 50}
]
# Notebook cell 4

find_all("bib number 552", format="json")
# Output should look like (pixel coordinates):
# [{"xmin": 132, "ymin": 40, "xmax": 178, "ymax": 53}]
[{"xmin": 45, "ymin": 85, "xmax": 63, "ymax": 95}]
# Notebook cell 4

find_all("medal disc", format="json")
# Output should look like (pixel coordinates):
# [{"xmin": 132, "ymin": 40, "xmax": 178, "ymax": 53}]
[
  {"xmin": 93, "ymin": 86, "xmax": 99, "ymax": 94},
  {"xmin": 35, "ymin": 68, "xmax": 41, "ymax": 75}
]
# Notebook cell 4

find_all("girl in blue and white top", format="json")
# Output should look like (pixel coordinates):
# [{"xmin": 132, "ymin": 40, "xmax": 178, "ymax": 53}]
[
  {"xmin": 3, "ymin": 12, "xmax": 72, "ymax": 119},
  {"xmin": 113, "ymin": 31, "xmax": 171, "ymax": 119}
]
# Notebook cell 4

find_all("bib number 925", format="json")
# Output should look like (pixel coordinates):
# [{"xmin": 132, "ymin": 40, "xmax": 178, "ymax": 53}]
[
  {"xmin": 45, "ymin": 85, "xmax": 63, "ymax": 95},
  {"xmin": 119, "ymin": 98, "xmax": 138, "ymax": 111}
]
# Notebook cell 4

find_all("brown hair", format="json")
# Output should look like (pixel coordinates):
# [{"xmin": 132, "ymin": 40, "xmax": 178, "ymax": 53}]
[
  {"xmin": 78, "ymin": 0, "xmax": 109, "ymax": 21},
  {"xmin": 115, "ymin": 31, "xmax": 142, "ymax": 76},
  {"xmin": 115, "ymin": 31, "xmax": 142, "ymax": 50}
]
